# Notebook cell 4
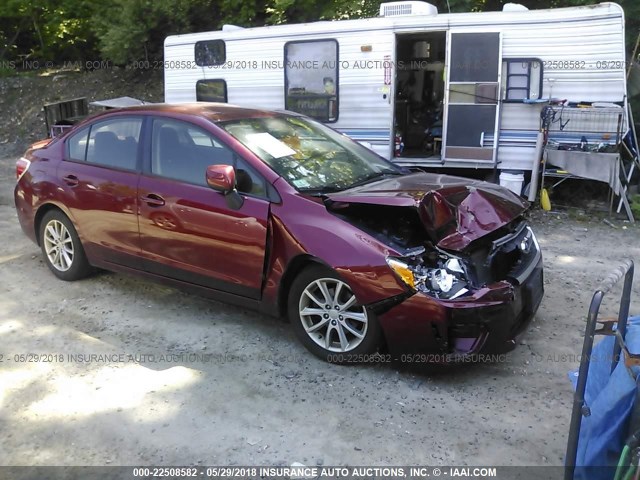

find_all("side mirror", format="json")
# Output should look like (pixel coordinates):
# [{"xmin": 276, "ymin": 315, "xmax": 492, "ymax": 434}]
[
  {"xmin": 205, "ymin": 164, "xmax": 244, "ymax": 210},
  {"xmin": 206, "ymin": 165, "xmax": 235, "ymax": 193}
]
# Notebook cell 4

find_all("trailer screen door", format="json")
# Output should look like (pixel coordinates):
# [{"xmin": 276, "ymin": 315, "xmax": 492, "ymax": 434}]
[{"xmin": 444, "ymin": 32, "xmax": 501, "ymax": 163}]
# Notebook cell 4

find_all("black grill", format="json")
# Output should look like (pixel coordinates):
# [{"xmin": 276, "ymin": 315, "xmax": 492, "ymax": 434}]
[
  {"xmin": 491, "ymin": 244, "xmax": 521, "ymax": 281},
  {"xmin": 466, "ymin": 221, "xmax": 539, "ymax": 286}
]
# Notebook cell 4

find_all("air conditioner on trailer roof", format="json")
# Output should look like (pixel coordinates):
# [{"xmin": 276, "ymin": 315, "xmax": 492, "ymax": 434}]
[{"xmin": 379, "ymin": 1, "xmax": 438, "ymax": 17}]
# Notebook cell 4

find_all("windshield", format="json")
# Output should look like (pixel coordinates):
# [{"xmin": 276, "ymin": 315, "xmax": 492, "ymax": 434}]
[{"xmin": 219, "ymin": 114, "xmax": 401, "ymax": 193}]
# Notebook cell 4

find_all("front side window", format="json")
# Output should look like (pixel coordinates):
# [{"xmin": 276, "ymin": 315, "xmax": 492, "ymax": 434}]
[
  {"xmin": 502, "ymin": 58, "xmax": 543, "ymax": 101},
  {"xmin": 195, "ymin": 40, "xmax": 225, "ymax": 67},
  {"xmin": 151, "ymin": 118, "xmax": 266, "ymax": 197},
  {"xmin": 196, "ymin": 79, "xmax": 227, "ymax": 102},
  {"xmin": 220, "ymin": 114, "xmax": 401, "ymax": 193},
  {"xmin": 85, "ymin": 118, "xmax": 142, "ymax": 170},
  {"xmin": 284, "ymin": 40, "xmax": 338, "ymax": 122}
]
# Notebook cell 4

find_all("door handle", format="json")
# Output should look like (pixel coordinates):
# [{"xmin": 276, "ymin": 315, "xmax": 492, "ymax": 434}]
[
  {"xmin": 62, "ymin": 174, "xmax": 79, "ymax": 187},
  {"xmin": 140, "ymin": 194, "xmax": 165, "ymax": 207}
]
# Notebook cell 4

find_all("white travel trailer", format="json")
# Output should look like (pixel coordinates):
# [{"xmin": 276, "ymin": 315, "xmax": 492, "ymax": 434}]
[{"xmin": 163, "ymin": 1, "xmax": 628, "ymax": 179}]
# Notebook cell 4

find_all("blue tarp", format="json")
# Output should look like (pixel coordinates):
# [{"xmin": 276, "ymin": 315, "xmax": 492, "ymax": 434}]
[{"xmin": 569, "ymin": 316, "xmax": 640, "ymax": 480}]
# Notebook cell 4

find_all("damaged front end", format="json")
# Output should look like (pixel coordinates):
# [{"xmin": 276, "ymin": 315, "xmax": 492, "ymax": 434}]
[
  {"xmin": 325, "ymin": 173, "xmax": 544, "ymax": 359},
  {"xmin": 384, "ymin": 220, "xmax": 541, "ymax": 300},
  {"xmin": 386, "ymin": 247, "xmax": 471, "ymax": 300}
]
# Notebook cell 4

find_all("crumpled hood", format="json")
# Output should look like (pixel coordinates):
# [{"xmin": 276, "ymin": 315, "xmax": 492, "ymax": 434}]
[{"xmin": 325, "ymin": 172, "xmax": 528, "ymax": 251}]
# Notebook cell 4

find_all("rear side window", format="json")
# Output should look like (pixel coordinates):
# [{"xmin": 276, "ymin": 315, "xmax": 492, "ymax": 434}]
[
  {"xmin": 284, "ymin": 39, "xmax": 339, "ymax": 122},
  {"xmin": 195, "ymin": 40, "xmax": 225, "ymax": 66},
  {"xmin": 196, "ymin": 79, "xmax": 227, "ymax": 102},
  {"xmin": 85, "ymin": 118, "xmax": 143, "ymax": 170},
  {"xmin": 67, "ymin": 127, "xmax": 90, "ymax": 161}
]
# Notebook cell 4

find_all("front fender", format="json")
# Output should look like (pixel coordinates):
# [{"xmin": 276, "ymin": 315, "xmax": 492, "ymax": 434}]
[{"xmin": 262, "ymin": 190, "xmax": 408, "ymax": 310}]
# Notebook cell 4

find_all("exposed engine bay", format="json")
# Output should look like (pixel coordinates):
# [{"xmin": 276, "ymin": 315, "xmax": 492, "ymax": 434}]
[
  {"xmin": 327, "ymin": 201, "xmax": 538, "ymax": 301},
  {"xmin": 327, "ymin": 203, "xmax": 427, "ymax": 252}
]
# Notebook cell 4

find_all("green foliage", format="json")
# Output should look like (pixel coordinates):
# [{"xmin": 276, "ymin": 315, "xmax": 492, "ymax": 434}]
[
  {"xmin": 0, "ymin": 0, "xmax": 98, "ymax": 62},
  {"xmin": 94, "ymin": 0, "xmax": 196, "ymax": 65},
  {"xmin": 266, "ymin": 0, "xmax": 381, "ymax": 23},
  {"xmin": 631, "ymin": 194, "xmax": 640, "ymax": 219},
  {"xmin": 0, "ymin": 65, "xmax": 16, "ymax": 77},
  {"xmin": 92, "ymin": 0, "xmax": 386, "ymax": 64},
  {"xmin": 219, "ymin": 0, "xmax": 269, "ymax": 26}
]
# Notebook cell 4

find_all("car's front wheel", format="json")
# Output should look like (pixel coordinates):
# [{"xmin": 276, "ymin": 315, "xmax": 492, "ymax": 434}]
[
  {"xmin": 39, "ymin": 210, "xmax": 92, "ymax": 281},
  {"xmin": 288, "ymin": 265, "xmax": 381, "ymax": 363}
]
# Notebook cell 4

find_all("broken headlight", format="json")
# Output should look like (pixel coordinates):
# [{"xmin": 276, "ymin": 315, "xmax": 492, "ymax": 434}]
[{"xmin": 386, "ymin": 248, "xmax": 470, "ymax": 300}]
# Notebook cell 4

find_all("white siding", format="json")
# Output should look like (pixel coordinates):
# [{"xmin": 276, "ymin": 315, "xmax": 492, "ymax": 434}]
[{"xmin": 164, "ymin": 2, "xmax": 627, "ymax": 171}]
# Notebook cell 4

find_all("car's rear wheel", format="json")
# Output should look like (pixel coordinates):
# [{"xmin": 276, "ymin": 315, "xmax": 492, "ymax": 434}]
[
  {"xmin": 39, "ymin": 210, "xmax": 92, "ymax": 281},
  {"xmin": 288, "ymin": 265, "xmax": 381, "ymax": 363}
]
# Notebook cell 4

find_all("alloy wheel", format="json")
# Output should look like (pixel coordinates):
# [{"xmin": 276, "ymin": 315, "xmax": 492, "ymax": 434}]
[
  {"xmin": 43, "ymin": 219, "xmax": 74, "ymax": 272},
  {"xmin": 298, "ymin": 277, "xmax": 368, "ymax": 353}
]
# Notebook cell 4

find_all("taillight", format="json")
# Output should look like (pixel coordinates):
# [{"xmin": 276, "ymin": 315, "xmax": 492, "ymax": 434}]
[{"xmin": 16, "ymin": 157, "xmax": 31, "ymax": 181}]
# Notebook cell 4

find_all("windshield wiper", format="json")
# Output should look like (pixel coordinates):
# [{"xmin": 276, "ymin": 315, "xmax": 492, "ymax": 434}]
[
  {"xmin": 297, "ymin": 170, "xmax": 402, "ymax": 195},
  {"xmin": 298, "ymin": 186, "xmax": 345, "ymax": 195},
  {"xmin": 345, "ymin": 171, "xmax": 403, "ymax": 190}
]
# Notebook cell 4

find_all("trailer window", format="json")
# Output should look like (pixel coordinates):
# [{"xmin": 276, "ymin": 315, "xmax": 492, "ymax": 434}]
[
  {"xmin": 195, "ymin": 40, "xmax": 226, "ymax": 66},
  {"xmin": 502, "ymin": 59, "xmax": 542, "ymax": 101},
  {"xmin": 284, "ymin": 39, "xmax": 338, "ymax": 123},
  {"xmin": 196, "ymin": 79, "xmax": 227, "ymax": 102}
]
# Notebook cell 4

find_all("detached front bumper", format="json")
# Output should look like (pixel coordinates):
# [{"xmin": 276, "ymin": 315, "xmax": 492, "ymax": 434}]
[{"xmin": 378, "ymin": 254, "xmax": 544, "ymax": 362}]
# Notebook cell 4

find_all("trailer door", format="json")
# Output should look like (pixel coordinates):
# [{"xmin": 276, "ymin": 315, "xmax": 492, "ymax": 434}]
[{"xmin": 443, "ymin": 32, "xmax": 501, "ymax": 165}]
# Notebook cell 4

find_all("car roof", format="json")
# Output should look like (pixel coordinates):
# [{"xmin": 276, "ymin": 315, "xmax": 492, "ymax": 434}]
[{"xmin": 92, "ymin": 102, "xmax": 297, "ymax": 123}]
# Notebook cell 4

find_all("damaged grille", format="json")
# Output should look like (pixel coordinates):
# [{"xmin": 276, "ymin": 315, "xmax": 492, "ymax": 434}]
[{"xmin": 468, "ymin": 222, "xmax": 540, "ymax": 286}]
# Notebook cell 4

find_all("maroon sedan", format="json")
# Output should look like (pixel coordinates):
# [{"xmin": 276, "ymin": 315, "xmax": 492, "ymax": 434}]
[{"xmin": 14, "ymin": 103, "xmax": 543, "ymax": 363}]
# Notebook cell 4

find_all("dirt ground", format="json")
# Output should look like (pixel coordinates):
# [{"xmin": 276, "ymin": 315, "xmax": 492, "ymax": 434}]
[{"xmin": 1, "ymin": 143, "xmax": 639, "ymax": 470}]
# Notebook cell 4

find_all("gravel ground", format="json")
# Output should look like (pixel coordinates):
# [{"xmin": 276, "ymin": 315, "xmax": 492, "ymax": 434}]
[{"xmin": 1, "ymin": 145, "xmax": 639, "ymax": 471}]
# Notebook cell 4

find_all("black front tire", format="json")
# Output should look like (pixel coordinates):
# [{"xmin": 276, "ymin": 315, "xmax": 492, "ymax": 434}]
[{"xmin": 39, "ymin": 210, "xmax": 92, "ymax": 281}]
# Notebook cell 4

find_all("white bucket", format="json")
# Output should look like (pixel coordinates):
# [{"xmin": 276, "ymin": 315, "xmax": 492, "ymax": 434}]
[{"xmin": 499, "ymin": 171, "xmax": 524, "ymax": 196}]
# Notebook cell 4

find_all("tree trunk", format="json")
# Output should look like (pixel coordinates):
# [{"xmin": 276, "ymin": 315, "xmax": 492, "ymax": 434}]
[
  {"xmin": 0, "ymin": 20, "xmax": 25, "ymax": 61},
  {"xmin": 32, "ymin": 15, "xmax": 45, "ymax": 57}
]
